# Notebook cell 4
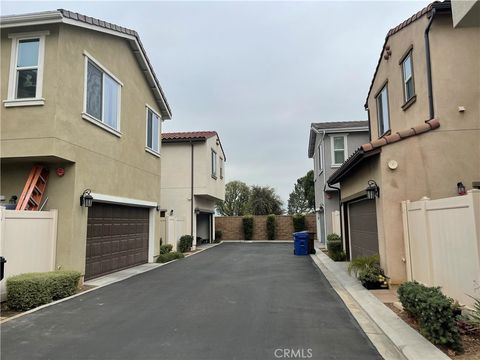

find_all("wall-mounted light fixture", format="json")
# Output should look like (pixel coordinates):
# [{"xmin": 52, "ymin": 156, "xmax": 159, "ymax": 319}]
[
  {"xmin": 457, "ymin": 182, "xmax": 466, "ymax": 195},
  {"xmin": 169, "ymin": 210, "xmax": 174, "ymax": 216},
  {"xmin": 194, "ymin": 207, "xmax": 200, "ymax": 215},
  {"xmin": 366, "ymin": 180, "xmax": 380, "ymax": 200},
  {"xmin": 80, "ymin": 189, "xmax": 93, "ymax": 207}
]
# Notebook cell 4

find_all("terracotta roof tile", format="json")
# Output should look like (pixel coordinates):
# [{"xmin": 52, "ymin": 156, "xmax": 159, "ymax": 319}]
[
  {"xmin": 384, "ymin": 132, "xmax": 401, "ymax": 143},
  {"xmin": 162, "ymin": 131, "xmax": 218, "ymax": 141},
  {"xmin": 397, "ymin": 128, "xmax": 416, "ymax": 138}
]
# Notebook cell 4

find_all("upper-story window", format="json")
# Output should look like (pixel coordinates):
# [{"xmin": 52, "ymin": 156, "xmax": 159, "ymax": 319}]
[
  {"xmin": 211, "ymin": 149, "xmax": 217, "ymax": 178},
  {"xmin": 83, "ymin": 52, "xmax": 123, "ymax": 135},
  {"xmin": 331, "ymin": 135, "xmax": 347, "ymax": 166},
  {"xmin": 5, "ymin": 32, "xmax": 47, "ymax": 107},
  {"xmin": 220, "ymin": 157, "xmax": 224, "ymax": 179},
  {"xmin": 402, "ymin": 52, "xmax": 415, "ymax": 103},
  {"xmin": 317, "ymin": 143, "xmax": 323, "ymax": 173},
  {"xmin": 146, "ymin": 106, "xmax": 161, "ymax": 155},
  {"xmin": 376, "ymin": 84, "xmax": 390, "ymax": 136}
]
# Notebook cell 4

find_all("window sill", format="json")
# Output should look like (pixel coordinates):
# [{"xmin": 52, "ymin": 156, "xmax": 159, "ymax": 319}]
[
  {"xmin": 379, "ymin": 129, "xmax": 392, "ymax": 138},
  {"xmin": 401, "ymin": 95, "xmax": 417, "ymax": 111},
  {"xmin": 82, "ymin": 113, "xmax": 122, "ymax": 138},
  {"xmin": 331, "ymin": 164, "xmax": 342, "ymax": 168},
  {"xmin": 145, "ymin": 147, "xmax": 160, "ymax": 158},
  {"xmin": 3, "ymin": 98, "xmax": 45, "ymax": 107}
]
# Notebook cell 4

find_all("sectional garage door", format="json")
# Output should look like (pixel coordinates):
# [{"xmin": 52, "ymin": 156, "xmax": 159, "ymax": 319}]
[
  {"xmin": 348, "ymin": 198, "xmax": 379, "ymax": 259},
  {"xmin": 85, "ymin": 203, "xmax": 149, "ymax": 280}
]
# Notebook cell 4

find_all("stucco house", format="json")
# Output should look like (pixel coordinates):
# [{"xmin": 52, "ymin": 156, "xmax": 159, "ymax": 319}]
[
  {"xmin": 307, "ymin": 122, "xmax": 369, "ymax": 245},
  {"xmin": 327, "ymin": 0, "xmax": 480, "ymax": 283},
  {"xmin": 161, "ymin": 131, "xmax": 226, "ymax": 250},
  {"xmin": 0, "ymin": 10, "xmax": 172, "ymax": 280}
]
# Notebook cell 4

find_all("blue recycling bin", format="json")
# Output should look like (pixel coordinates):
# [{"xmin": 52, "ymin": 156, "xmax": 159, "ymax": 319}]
[{"xmin": 293, "ymin": 231, "xmax": 310, "ymax": 256}]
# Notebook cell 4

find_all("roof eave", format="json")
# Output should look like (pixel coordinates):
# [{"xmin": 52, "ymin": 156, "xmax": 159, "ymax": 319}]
[{"xmin": 327, "ymin": 148, "xmax": 381, "ymax": 185}]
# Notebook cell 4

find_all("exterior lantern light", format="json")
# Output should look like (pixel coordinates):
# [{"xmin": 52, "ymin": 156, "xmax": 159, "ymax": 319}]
[
  {"xmin": 194, "ymin": 207, "xmax": 200, "ymax": 215},
  {"xmin": 457, "ymin": 182, "xmax": 466, "ymax": 195},
  {"xmin": 366, "ymin": 180, "xmax": 380, "ymax": 200},
  {"xmin": 80, "ymin": 189, "xmax": 93, "ymax": 207}
]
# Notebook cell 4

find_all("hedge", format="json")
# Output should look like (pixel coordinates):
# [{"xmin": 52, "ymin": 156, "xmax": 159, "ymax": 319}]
[
  {"xmin": 160, "ymin": 244, "xmax": 173, "ymax": 254},
  {"xmin": 398, "ymin": 281, "xmax": 463, "ymax": 353},
  {"xmin": 178, "ymin": 235, "xmax": 193, "ymax": 253},
  {"xmin": 243, "ymin": 216, "xmax": 254, "ymax": 240},
  {"xmin": 266, "ymin": 214, "xmax": 276, "ymax": 240},
  {"xmin": 327, "ymin": 233, "xmax": 346, "ymax": 261},
  {"xmin": 292, "ymin": 214, "xmax": 306, "ymax": 232},
  {"xmin": 7, "ymin": 271, "xmax": 82, "ymax": 311},
  {"xmin": 156, "ymin": 252, "xmax": 185, "ymax": 263}
]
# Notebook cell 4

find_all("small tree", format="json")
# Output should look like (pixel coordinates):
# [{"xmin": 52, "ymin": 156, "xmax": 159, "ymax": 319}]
[
  {"xmin": 292, "ymin": 214, "xmax": 306, "ymax": 232},
  {"xmin": 266, "ymin": 214, "xmax": 276, "ymax": 240},
  {"xmin": 249, "ymin": 185, "xmax": 284, "ymax": 215},
  {"xmin": 243, "ymin": 215, "xmax": 254, "ymax": 240}
]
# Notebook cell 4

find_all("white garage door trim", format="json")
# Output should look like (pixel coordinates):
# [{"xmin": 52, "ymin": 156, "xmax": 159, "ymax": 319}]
[{"xmin": 90, "ymin": 192, "xmax": 157, "ymax": 263}]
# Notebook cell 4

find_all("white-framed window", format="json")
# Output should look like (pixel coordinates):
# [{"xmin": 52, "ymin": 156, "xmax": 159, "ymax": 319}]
[
  {"xmin": 402, "ymin": 52, "xmax": 415, "ymax": 102},
  {"xmin": 317, "ymin": 143, "xmax": 323, "ymax": 174},
  {"xmin": 376, "ymin": 84, "xmax": 390, "ymax": 136},
  {"xmin": 220, "ymin": 157, "xmax": 224, "ymax": 179},
  {"xmin": 5, "ymin": 31, "xmax": 48, "ymax": 107},
  {"xmin": 82, "ymin": 51, "xmax": 122, "ymax": 135},
  {"xmin": 211, "ymin": 149, "xmax": 217, "ymax": 178},
  {"xmin": 331, "ymin": 135, "xmax": 347, "ymax": 166},
  {"xmin": 145, "ymin": 105, "xmax": 161, "ymax": 155}
]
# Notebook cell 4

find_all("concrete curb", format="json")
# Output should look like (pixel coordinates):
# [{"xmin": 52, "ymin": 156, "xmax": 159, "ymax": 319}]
[
  {"xmin": 311, "ymin": 250, "xmax": 449, "ymax": 360},
  {"xmin": 220, "ymin": 240, "xmax": 293, "ymax": 243},
  {"xmin": 0, "ymin": 243, "xmax": 221, "ymax": 324}
]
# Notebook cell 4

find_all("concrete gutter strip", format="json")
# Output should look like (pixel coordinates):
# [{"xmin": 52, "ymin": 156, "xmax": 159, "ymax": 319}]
[
  {"xmin": 312, "ymin": 250, "xmax": 449, "ymax": 360},
  {"xmin": 1, "ymin": 242, "xmax": 221, "ymax": 324}
]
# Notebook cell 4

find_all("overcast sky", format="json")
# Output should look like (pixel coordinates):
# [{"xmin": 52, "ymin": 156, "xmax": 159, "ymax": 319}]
[{"xmin": 3, "ymin": 0, "xmax": 429, "ymax": 205}]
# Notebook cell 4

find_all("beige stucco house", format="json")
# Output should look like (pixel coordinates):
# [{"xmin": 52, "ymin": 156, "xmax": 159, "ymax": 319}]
[
  {"xmin": 327, "ymin": 0, "xmax": 480, "ymax": 284},
  {"xmin": 160, "ymin": 132, "xmax": 226, "ymax": 250},
  {"xmin": 0, "ymin": 10, "xmax": 172, "ymax": 280}
]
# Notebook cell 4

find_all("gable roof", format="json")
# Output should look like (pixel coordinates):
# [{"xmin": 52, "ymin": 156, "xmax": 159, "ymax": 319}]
[
  {"xmin": 0, "ymin": 9, "xmax": 172, "ymax": 119},
  {"xmin": 364, "ymin": 0, "xmax": 451, "ymax": 108},
  {"xmin": 308, "ymin": 121, "xmax": 369, "ymax": 158},
  {"xmin": 327, "ymin": 119, "xmax": 440, "ymax": 185},
  {"xmin": 162, "ymin": 131, "xmax": 226, "ymax": 160}
]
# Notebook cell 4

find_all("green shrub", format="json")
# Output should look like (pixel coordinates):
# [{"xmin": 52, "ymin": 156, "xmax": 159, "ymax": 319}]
[
  {"xmin": 266, "ymin": 214, "xmax": 276, "ymax": 240},
  {"xmin": 156, "ymin": 251, "xmax": 185, "ymax": 263},
  {"xmin": 215, "ymin": 229, "xmax": 223, "ymax": 242},
  {"xmin": 178, "ymin": 235, "xmax": 193, "ymax": 253},
  {"xmin": 330, "ymin": 251, "xmax": 347, "ymax": 261},
  {"xmin": 160, "ymin": 244, "xmax": 173, "ymax": 254},
  {"xmin": 358, "ymin": 265, "xmax": 387, "ymax": 289},
  {"xmin": 348, "ymin": 254, "xmax": 380, "ymax": 276},
  {"xmin": 243, "ymin": 215, "xmax": 254, "ymax": 240},
  {"xmin": 292, "ymin": 214, "xmax": 306, "ymax": 232},
  {"xmin": 7, "ymin": 271, "xmax": 81, "ymax": 311},
  {"xmin": 398, "ymin": 281, "xmax": 463, "ymax": 353},
  {"xmin": 327, "ymin": 233, "xmax": 341, "ymax": 242}
]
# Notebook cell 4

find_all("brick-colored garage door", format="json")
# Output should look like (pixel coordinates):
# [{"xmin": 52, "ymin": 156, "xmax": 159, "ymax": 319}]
[
  {"xmin": 348, "ymin": 198, "xmax": 379, "ymax": 259},
  {"xmin": 85, "ymin": 203, "xmax": 149, "ymax": 280}
]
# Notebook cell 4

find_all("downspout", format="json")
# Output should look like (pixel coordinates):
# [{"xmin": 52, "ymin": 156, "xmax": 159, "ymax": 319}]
[
  {"xmin": 190, "ymin": 141, "xmax": 194, "ymax": 236},
  {"xmin": 311, "ymin": 126, "xmax": 327, "ymax": 243},
  {"xmin": 366, "ymin": 106, "xmax": 372, "ymax": 142},
  {"xmin": 424, "ymin": 8, "xmax": 436, "ymax": 120}
]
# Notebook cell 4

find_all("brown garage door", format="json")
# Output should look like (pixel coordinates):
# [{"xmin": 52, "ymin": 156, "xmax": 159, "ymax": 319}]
[
  {"xmin": 348, "ymin": 198, "xmax": 379, "ymax": 259},
  {"xmin": 85, "ymin": 203, "xmax": 149, "ymax": 280}
]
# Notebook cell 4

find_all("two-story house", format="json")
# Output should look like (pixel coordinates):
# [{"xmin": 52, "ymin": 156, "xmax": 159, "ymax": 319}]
[
  {"xmin": 327, "ymin": 0, "xmax": 480, "ymax": 283},
  {"xmin": 0, "ymin": 10, "xmax": 172, "ymax": 280},
  {"xmin": 308, "ymin": 122, "xmax": 369, "ymax": 245},
  {"xmin": 161, "ymin": 131, "xmax": 226, "ymax": 250}
]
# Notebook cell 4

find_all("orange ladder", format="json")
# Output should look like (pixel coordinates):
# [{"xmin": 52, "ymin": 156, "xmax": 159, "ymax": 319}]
[{"xmin": 16, "ymin": 165, "xmax": 49, "ymax": 211}]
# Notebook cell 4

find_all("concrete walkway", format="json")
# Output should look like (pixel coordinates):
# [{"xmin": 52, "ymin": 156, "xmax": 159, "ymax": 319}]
[
  {"xmin": 311, "ymin": 248, "xmax": 449, "ymax": 360},
  {"xmin": 2, "ymin": 243, "xmax": 381, "ymax": 360}
]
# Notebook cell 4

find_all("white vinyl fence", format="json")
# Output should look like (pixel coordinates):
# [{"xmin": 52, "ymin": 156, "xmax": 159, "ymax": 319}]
[
  {"xmin": 0, "ymin": 208, "xmax": 58, "ymax": 300},
  {"xmin": 402, "ymin": 190, "xmax": 480, "ymax": 308}
]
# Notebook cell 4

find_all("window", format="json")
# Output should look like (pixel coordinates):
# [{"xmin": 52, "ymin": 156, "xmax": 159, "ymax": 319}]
[
  {"xmin": 220, "ymin": 158, "xmax": 224, "ymax": 179},
  {"xmin": 331, "ymin": 135, "xmax": 347, "ymax": 166},
  {"xmin": 146, "ymin": 106, "xmax": 161, "ymax": 154},
  {"xmin": 317, "ymin": 144, "xmax": 323, "ymax": 173},
  {"xmin": 376, "ymin": 84, "xmax": 390, "ymax": 136},
  {"xmin": 211, "ymin": 149, "xmax": 217, "ymax": 178},
  {"xmin": 5, "ymin": 32, "xmax": 47, "ymax": 107},
  {"xmin": 402, "ymin": 52, "xmax": 415, "ymax": 102},
  {"xmin": 83, "ymin": 53, "xmax": 122, "ymax": 134}
]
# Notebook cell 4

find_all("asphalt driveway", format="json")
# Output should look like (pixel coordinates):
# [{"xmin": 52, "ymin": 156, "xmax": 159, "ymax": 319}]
[{"xmin": 1, "ymin": 243, "xmax": 381, "ymax": 360}]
